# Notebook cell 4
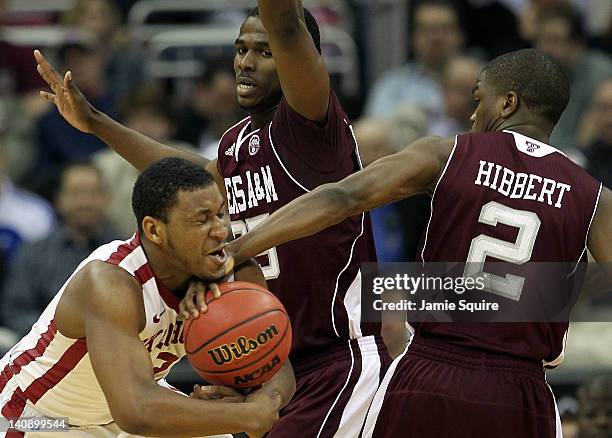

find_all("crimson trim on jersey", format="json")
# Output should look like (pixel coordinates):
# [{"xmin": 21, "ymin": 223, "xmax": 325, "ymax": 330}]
[
  {"xmin": 0, "ymin": 320, "xmax": 57, "ymax": 393},
  {"xmin": 105, "ymin": 233, "xmax": 181, "ymax": 312},
  {"xmin": 133, "ymin": 263, "xmax": 180, "ymax": 312},
  {"xmin": 23, "ymin": 339, "xmax": 87, "ymax": 404},
  {"xmin": 1, "ymin": 387, "xmax": 26, "ymax": 437},
  {"xmin": 106, "ymin": 234, "xmax": 139, "ymax": 266}
]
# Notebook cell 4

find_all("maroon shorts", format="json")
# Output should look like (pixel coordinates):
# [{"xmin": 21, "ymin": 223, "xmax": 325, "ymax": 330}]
[
  {"xmin": 362, "ymin": 337, "xmax": 560, "ymax": 438},
  {"xmin": 267, "ymin": 336, "xmax": 391, "ymax": 438}
]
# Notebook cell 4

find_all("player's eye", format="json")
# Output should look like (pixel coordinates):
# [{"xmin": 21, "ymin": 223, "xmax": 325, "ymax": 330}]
[
  {"xmin": 217, "ymin": 212, "xmax": 226, "ymax": 220},
  {"xmin": 236, "ymin": 47, "xmax": 247, "ymax": 55},
  {"xmin": 261, "ymin": 50, "xmax": 272, "ymax": 57}
]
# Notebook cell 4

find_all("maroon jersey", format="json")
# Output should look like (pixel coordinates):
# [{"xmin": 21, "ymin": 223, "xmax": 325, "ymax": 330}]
[
  {"xmin": 417, "ymin": 131, "xmax": 602, "ymax": 364},
  {"xmin": 218, "ymin": 92, "xmax": 378, "ymax": 366}
]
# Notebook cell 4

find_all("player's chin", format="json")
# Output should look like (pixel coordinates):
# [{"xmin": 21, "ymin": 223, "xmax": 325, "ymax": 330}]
[
  {"xmin": 199, "ymin": 259, "xmax": 230, "ymax": 281},
  {"xmin": 237, "ymin": 95, "xmax": 259, "ymax": 110}
]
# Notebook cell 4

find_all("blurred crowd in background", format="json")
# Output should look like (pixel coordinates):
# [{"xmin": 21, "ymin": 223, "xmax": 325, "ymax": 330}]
[{"xmin": 1, "ymin": 0, "xmax": 612, "ymax": 435}]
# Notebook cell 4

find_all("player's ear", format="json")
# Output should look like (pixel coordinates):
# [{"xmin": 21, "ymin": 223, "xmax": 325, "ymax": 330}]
[
  {"xmin": 501, "ymin": 91, "xmax": 519, "ymax": 118},
  {"xmin": 142, "ymin": 216, "xmax": 165, "ymax": 245}
]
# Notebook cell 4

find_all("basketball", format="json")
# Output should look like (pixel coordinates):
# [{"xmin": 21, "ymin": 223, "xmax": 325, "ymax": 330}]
[{"xmin": 184, "ymin": 281, "xmax": 292, "ymax": 389}]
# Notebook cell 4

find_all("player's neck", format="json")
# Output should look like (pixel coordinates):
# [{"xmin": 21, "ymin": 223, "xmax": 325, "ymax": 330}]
[
  {"xmin": 497, "ymin": 122, "xmax": 551, "ymax": 144},
  {"xmin": 140, "ymin": 238, "xmax": 191, "ymax": 292},
  {"xmin": 250, "ymin": 104, "xmax": 278, "ymax": 129}
]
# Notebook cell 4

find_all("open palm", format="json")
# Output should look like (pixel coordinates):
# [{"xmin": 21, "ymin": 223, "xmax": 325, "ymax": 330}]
[{"xmin": 34, "ymin": 49, "xmax": 96, "ymax": 134}]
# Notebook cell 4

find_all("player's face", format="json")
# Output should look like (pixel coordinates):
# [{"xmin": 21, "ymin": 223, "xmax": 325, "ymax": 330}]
[
  {"xmin": 234, "ymin": 17, "xmax": 283, "ymax": 113},
  {"xmin": 469, "ymin": 73, "xmax": 504, "ymax": 133},
  {"xmin": 164, "ymin": 185, "xmax": 230, "ymax": 281}
]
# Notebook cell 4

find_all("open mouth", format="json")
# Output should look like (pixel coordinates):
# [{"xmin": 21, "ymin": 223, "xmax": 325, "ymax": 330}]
[
  {"xmin": 237, "ymin": 82, "xmax": 257, "ymax": 96},
  {"xmin": 208, "ymin": 248, "xmax": 227, "ymax": 265}
]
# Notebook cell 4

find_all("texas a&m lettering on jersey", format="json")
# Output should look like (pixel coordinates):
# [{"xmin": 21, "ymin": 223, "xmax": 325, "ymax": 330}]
[{"xmin": 224, "ymin": 165, "xmax": 279, "ymax": 215}]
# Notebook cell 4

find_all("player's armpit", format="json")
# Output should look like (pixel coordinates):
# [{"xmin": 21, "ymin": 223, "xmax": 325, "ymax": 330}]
[
  {"xmin": 256, "ymin": 0, "xmax": 330, "ymax": 122},
  {"xmin": 588, "ymin": 186, "xmax": 612, "ymax": 263},
  {"xmin": 80, "ymin": 263, "xmax": 279, "ymax": 437},
  {"xmin": 224, "ymin": 136, "xmax": 453, "ymax": 266}
]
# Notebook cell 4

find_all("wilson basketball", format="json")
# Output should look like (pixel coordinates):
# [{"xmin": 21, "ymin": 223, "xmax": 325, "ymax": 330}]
[{"xmin": 184, "ymin": 281, "xmax": 292, "ymax": 388}]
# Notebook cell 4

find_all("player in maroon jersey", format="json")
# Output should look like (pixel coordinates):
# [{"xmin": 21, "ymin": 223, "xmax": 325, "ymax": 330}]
[
  {"xmin": 34, "ymin": 1, "xmax": 392, "ymax": 436},
  {"xmin": 221, "ymin": 49, "xmax": 612, "ymax": 437}
]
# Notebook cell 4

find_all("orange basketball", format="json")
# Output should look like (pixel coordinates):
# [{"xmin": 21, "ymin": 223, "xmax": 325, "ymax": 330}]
[{"xmin": 184, "ymin": 281, "xmax": 292, "ymax": 388}]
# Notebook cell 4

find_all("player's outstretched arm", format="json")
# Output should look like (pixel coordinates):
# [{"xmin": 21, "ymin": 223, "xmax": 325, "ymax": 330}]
[
  {"xmin": 34, "ymin": 50, "xmax": 208, "ymax": 171},
  {"xmin": 257, "ymin": 0, "xmax": 330, "ymax": 122},
  {"xmin": 67, "ymin": 262, "xmax": 281, "ymax": 437},
  {"xmin": 225, "ymin": 136, "xmax": 454, "ymax": 266},
  {"xmin": 588, "ymin": 186, "xmax": 612, "ymax": 263}
]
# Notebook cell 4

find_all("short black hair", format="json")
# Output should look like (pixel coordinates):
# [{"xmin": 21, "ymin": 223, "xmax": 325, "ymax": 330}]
[
  {"xmin": 132, "ymin": 157, "xmax": 215, "ymax": 232},
  {"xmin": 540, "ymin": 4, "xmax": 587, "ymax": 42},
  {"xmin": 482, "ymin": 49, "xmax": 570, "ymax": 126},
  {"xmin": 245, "ymin": 6, "xmax": 322, "ymax": 54}
]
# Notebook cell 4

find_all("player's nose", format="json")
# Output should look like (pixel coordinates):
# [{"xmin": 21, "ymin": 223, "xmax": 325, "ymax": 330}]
[
  {"xmin": 238, "ymin": 50, "xmax": 256, "ymax": 71},
  {"xmin": 210, "ymin": 217, "xmax": 229, "ymax": 241}
]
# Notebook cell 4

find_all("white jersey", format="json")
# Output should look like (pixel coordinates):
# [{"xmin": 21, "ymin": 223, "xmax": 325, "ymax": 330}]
[{"xmin": 0, "ymin": 235, "xmax": 187, "ymax": 427}]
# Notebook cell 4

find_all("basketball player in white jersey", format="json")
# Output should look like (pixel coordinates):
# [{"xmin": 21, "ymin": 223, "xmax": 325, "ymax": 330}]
[{"xmin": 0, "ymin": 158, "xmax": 294, "ymax": 437}]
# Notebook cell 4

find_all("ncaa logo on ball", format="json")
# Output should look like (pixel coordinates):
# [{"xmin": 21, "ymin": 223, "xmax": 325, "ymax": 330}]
[
  {"xmin": 207, "ymin": 324, "xmax": 279, "ymax": 366},
  {"xmin": 248, "ymin": 135, "xmax": 261, "ymax": 155},
  {"xmin": 234, "ymin": 355, "xmax": 281, "ymax": 386}
]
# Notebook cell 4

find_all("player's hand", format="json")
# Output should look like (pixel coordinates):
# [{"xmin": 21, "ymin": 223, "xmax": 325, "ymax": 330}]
[
  {"xmin": 34, "ymin": 49, "xmax": 97, "ymax": 134},
  {"xmin": 189, "ymin": 384, "xmax": 245, "ymax": 403},
  {"xmin": 244, "ymin": 388, "xmax": 282, "ymax": 438},
  {"xmin": 178, "ymin": 281, "xmax": 222, "ymax": 319}
]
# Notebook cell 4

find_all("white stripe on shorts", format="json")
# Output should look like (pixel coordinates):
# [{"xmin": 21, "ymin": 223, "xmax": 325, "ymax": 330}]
[
  {"xmin": 335, "ymin": 336, "xmax": 383, "ymax": 437},
  {"xmin": 361, "ymin": 337, "xmax": 413, "ymax": 438}
]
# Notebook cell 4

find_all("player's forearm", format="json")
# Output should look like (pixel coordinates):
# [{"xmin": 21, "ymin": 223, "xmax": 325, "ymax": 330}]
[
  {"xmin": 261, "ymin": 361, "xmax": 296, "ymax": 409},
  {"xmin": 89, "ymin": 110, "xmax": 209, "ymax": 171},
  {"xmin": 229, "ymin": 184, "xmax": 352, "ymax": 265},
  {"xmin": 123, "ymin": 388, "xmax": 265, "ymax": 437}
]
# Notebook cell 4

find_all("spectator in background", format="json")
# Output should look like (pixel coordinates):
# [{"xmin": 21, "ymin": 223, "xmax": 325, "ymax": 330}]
[
  {"xmin": 94, "ymin": 85, "xmax": 196, "ymax": 238},
  {"xmin": 429, "ymin": 55, "xmax": 483, "ymax": 136},
  {"xmin": 580, "ymin": 78, "xmax": 612, "ymax": 189},
  {"xmin": 354, "ymin": 105, "xmax": 429, "ymax": 262},
  {"xmin": 577, "ymin": 375, "xmax": 612, "ymax": 437},
  {"xmin": 34, "ymin": 41, "xmax": 115, "ymax": 196},
  {"xmin": 534, "ymin": 5, "xmax": 612, "ymax": 150},
  {"xmin": 61, "ymin": 0, "xmax": 148, "ymax": 105},
  {"xmin": 365, "ymin": 0, "xmax": 464, "ymax": 119},
  {"xmin": 0, "ymin": 148, "xmax": 54, "ymax": 263},
  {"xmin": 0, "ymin": 0, "xmax": 48, "ymax": 117},
  {"xmin": 3, "ymin": 160, "xmax": 116, "ymax": 336},
  {"xmin": 174, "ymin": 60, "xmax": 243, "ymax": 159}
]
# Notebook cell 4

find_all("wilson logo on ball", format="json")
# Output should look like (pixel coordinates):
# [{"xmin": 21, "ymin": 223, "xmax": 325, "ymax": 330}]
[
  {"xmin": 207, "ymin": 324, "xmax": 280, "ymax": 366},
  {"xmin": 233, "ymin": 355, "xmax": 281, "ymax": 386}
]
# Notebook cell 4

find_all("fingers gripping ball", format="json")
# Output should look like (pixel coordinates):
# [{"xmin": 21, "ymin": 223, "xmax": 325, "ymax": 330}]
[{"xmin": 184, "ymin": 282, "xmax": 292, "ymax": 389}]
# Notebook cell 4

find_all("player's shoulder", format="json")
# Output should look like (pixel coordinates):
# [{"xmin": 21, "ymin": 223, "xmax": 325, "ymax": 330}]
[
  {"xmin": 70, "ymin": 260, "xmax": 144, "ymax": 313},
  {"xmin": 219, "ymin": 116, "xmax": 252, "ymax": 144},
  {"xmin": 78, "ymin": 260, "xmax": 140, "ymax": 291}
]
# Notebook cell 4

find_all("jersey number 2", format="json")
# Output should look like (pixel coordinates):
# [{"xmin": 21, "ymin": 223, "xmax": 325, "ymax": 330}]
[
  {"xmin": 464, "ymin": 201, "xmax": 541, "ymax": 301},
  {"xmin": 231, "ymin": 213, "xmax": 280, "ymax": 280}
]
